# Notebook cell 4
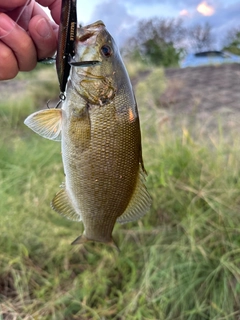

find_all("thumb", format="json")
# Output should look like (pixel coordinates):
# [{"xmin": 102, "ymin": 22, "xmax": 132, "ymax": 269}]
[{"xmin": 28, "ymin": 15, "xmax": 58, "ymax": 60}]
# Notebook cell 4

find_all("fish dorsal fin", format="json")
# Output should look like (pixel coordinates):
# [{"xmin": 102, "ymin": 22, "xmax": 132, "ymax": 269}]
[
  {"xmin": 24, "ymin": 109, "xmax": 62, "ymax": 141},
  {"xmin": 117, "ymin": 167, "xmax": 152, "ymax": 224},
  {"xmin": 51, "ymin": 187, "xmax": 81, "ymax": 221}
]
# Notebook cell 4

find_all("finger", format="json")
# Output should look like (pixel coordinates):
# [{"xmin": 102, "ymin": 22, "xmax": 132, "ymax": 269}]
[
  {"xmin": 32, "ymin": 2, "xmax": 58, "ymax": 32},
  {"xmin": 7, "ymin": 0, "xmax": 34, "ymax": 30},
  {"xmin": 37, "ymin": 0, "xmax": 61, "ymax": 24},
  {"xmin": 0, "ymin": 41, "xmax": 18, "ymax": 80},
  {"xmin": 0, "ymin": 13, "xmax": 37, "ymax": 71},
  {"xmin": 8, "ymin": 1, "xmax": 56, "ymax": 31},
  {"xmin": 0, "ymin": 0, "xmax": 31, "ymax": 11},
  {"xmin": 29, "ymin": 15, "xmax": 57, "ymax": 59}
]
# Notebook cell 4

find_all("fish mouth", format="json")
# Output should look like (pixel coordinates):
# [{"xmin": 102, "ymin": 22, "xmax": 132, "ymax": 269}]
[
  {"xmin": 73, "ymin": 20, "xmax": 106, "ymax": 68},
  {"xmin": 78, "ymin": 32, "xmax": 95, "ymax": 43},
  {"xmin": 81, "ymin": 20, "xmax": 105, "ymax": 31},
  {"xmin": 77, "ymin": 20, "xmax": 105, "ymax": 45},
  {"xmin": 69, "ymin": 60, "xmax": 101, "ymax": 67}
]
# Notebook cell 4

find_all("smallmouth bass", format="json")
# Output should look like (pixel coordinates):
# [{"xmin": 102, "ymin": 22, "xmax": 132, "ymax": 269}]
[{"xmin": 24, "ymin": 21, "xmax": 151, "ymax": 249}]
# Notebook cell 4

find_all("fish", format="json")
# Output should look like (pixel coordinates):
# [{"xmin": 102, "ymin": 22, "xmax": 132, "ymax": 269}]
[{"xmin": 24, "ymin": 20, "xmax": 151, "ymax": 250}]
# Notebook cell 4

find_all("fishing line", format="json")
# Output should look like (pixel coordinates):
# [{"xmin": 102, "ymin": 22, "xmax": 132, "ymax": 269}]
[{"xmin": 0, "ymin": 0, "xmax": 31, "ymax": 40}]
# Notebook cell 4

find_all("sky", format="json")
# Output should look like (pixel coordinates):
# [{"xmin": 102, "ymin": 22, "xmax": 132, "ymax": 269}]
[{"xmin": 75, "ymin": 0, "xmax": 240, "ymax": 49}]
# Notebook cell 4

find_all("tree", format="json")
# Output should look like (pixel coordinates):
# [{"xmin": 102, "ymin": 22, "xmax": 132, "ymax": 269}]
[
  {"xmin": 186, "ymin": 22, "xmax": 214, "ymax": 52},
  {"xmin": 222, "ymin": 27, "xmax": 240, "ymax": 55},
  {"xmin": 123, "ymin": 17, "xmax": 186, "ymax": 67}
]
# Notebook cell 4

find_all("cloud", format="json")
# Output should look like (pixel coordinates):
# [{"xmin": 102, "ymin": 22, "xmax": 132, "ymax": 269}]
[
  {"xmin": 88, "ymin": 0, "xmax": 240, "ymax": 50},
  {"xmin": 90, "ymin": 0, "xmax": 137, "ymax": 45},
  {"xmin": 208, "ymin": 2, "xmax": 240, "ymax": 46},
  {"xmin": 179, "ymin": 9, "xmax": 190, "ymax": 16},
  {"xmin": 181, "ymin": 1, "xmax": 240, "ymax": 49},
  {"xmin": 123, "ymin": 0, "xmax": 199, "ymax": 6},
  {"xmin": 197, "ymin": 1, "xmax": 215, "ymax": 16}
]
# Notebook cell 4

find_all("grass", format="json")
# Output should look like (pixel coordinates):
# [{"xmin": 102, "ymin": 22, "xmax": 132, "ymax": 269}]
[{"xmin": 1, "ymin": 66, "xmax": 240, "ymax": 319}]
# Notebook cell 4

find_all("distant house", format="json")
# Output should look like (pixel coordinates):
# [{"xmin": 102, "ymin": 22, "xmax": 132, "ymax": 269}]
[{"xmin": 181, "ymin": 51, "xmax": 240, "ymax": 68}]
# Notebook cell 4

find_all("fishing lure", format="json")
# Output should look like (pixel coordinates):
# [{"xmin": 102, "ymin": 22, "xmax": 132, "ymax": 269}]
[{"xmin": 56, "ymin": 0, "xmax": 77, "ymax": 100}]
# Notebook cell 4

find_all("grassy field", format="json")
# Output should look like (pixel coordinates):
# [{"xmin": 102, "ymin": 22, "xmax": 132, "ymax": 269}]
[{"xmin": 1, "ymin": 65, "xmax": 240, "ymax": 319}]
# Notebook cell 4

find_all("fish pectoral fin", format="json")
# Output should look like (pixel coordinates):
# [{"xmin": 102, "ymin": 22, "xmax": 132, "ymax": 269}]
[
  {"xmin": 117, "ymin": 167, "xmax": 152, "ymax": 224},
  {"xmin": 51, "ymin": 187, "xmax": 81, "ymax": 221},
  {"xmin": 24, "ymin": 109, "xmax": 62, "ymax": 141}
]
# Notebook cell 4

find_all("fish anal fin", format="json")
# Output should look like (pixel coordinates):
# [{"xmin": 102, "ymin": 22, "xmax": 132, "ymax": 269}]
[
  {"xmin": 117, "ymin": 167, "xmax": 152, "ymax": 224},
  {"xmin": 51, "ymin": 187, "xmax": 81, "ymax": 221},
  {"xmin": 24, "ymin": 109, "xmax": 62, "ymax": 141}
]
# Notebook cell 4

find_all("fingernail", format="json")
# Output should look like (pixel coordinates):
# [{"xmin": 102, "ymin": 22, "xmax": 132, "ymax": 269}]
[{"xmin": 36, "ymin": 18, "xmax": 51, "ymax": 39}]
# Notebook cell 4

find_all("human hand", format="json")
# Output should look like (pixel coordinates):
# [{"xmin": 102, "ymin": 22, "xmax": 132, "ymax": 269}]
[{"xmin": 0, "ymin": 0, "xmax": 61, "ymax": 80}]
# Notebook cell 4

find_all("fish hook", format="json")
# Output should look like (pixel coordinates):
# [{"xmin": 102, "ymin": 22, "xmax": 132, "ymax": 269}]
[
  {"xmin": 46, "ymin": 99, "xmax": 62, "ymax": 109},
  {"xmin": 55, "ymin": 99, "xmax": 63, "ymax": 109}
]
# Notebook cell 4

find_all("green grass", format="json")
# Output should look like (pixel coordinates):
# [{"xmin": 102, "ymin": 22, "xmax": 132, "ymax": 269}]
[{"xmin": 1, "ymin": 66, "xmax": 240, "ymax": 319}]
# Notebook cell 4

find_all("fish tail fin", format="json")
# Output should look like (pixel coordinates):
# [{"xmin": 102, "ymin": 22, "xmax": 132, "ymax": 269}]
[
  {"xmin": 71, "ymin": 234, "xmax": 120, "ymax": 252},
  {"xmin": 108, "ymin": 239, "xmax": 120, "ymax": 253}
]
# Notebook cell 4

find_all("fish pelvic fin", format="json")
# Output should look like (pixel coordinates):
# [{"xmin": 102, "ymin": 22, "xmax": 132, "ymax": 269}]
[
  {"xmin": 24, "ymin": 108, "xmax": 62, "ymax": 141},
  {"xmin": 71, "ymin": 234, "xmax": 120, "ymax": 252},
  {"xmin": 51, "ymin": 187, "xmax": 81, "ymax": 221}
]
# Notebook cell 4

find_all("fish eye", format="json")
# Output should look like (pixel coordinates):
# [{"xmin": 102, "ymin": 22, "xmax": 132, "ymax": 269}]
[{"xmin": 101, "ymin": 45, "xmax": 112, "ymax": 57}]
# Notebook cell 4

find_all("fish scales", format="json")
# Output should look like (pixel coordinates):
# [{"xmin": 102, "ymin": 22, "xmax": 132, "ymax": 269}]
[
  {"xmin": 24, "ymin": 20, "xmax": 151, "ymax": 249},
  {"xmin": 62, "ymin": 94, "xmax": 140, "ymax": 242}
]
